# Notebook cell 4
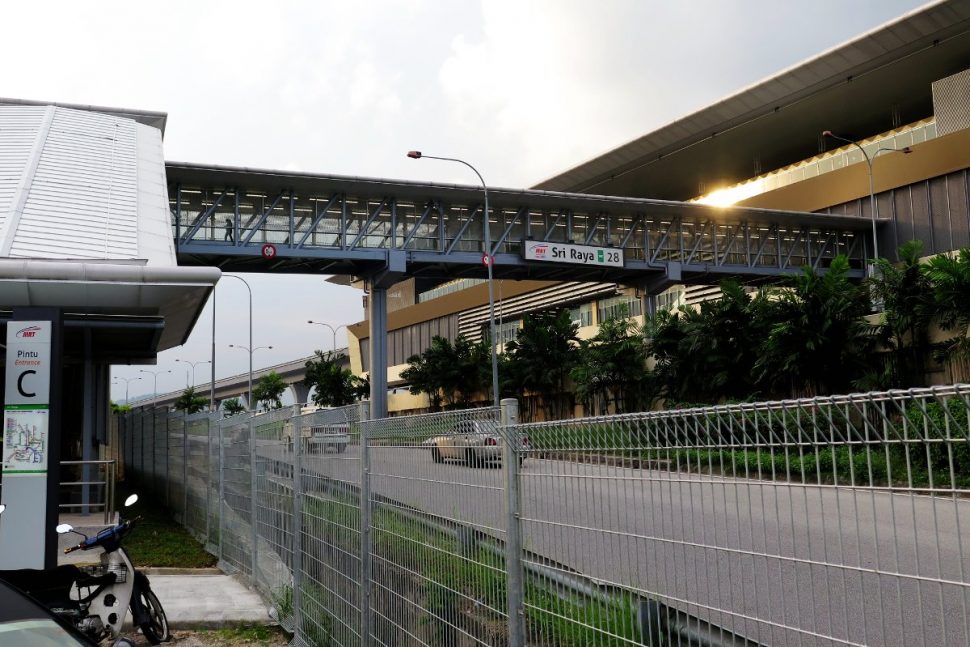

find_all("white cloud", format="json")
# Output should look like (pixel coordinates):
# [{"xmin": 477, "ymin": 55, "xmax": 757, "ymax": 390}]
[{"xmin": 0, "ymin": 0, "xmax": 928, "ymax": 400}]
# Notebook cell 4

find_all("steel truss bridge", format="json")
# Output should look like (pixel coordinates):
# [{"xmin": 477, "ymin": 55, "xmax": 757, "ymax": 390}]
[
  {"xmin": 168, "ymin": 163, "xmax": 873, "ymax": 290},
  {"xmin": 167, "ymin": 162, "xmax": 875, "ymax": 416}
]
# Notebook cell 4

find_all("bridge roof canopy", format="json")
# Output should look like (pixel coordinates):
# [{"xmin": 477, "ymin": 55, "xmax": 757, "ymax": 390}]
[{"xmin": 166, "ymin": 161, "xmax": 872, "ymax": 231}]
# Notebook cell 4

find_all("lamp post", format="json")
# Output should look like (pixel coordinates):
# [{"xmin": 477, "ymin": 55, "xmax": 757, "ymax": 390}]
[
  {"xmin": 407, "ymin": 151, "xmax": 500, "ymax": 409},
  {"xmin": 138, "ymin": 369, "xmax": 171, "ymax": 408},
  {"xmin": 307, "ymin": 321, "xmax": 347, "ymax": 351},
  {"xmin": 822, "ymin": 131, "xmax": 911, "ymax": 271},
  {"xmin": 222, "ymin": 274, "xmax": 255, "ymax": 410},
  {"xmin": 229, "ymin": 344, "xmax": 274, "ymax": 410},
  {"xmin": 112, "ymin": 376, "xmax": 142, "ymax": 403},
  {"xmin": 176, "ymin": 358, "xmax": 212, "ymax": 387}
]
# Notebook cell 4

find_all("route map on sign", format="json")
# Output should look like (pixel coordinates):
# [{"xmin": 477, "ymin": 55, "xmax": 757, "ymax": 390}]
[{"xmin": 2, "ymin": 409, "xmax": 48, "ymax": 473}]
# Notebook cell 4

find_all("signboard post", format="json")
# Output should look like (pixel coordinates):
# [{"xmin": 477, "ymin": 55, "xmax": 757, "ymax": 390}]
[{"xmin": 0, "ymin": 308, "xmax": 63, "ymax": 569}]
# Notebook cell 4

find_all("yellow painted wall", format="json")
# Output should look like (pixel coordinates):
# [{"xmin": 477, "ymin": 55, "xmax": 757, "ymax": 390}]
[{"xmin": 738, "ymin": 128, "xmax": 970, "ymax": 212}]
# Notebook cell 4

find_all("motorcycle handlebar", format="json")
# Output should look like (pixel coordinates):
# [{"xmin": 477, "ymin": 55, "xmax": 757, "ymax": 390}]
[{"xmin": 62, "ymin": 518, "xmax": 138, "ymax": 553}]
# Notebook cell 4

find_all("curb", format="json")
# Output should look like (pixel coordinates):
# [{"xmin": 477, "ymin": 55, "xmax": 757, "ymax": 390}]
[
  {"xmin": 124, "ymin": 618, "xmax": 277, "ymax": 631},
  {"xmin": 141, "ymin": 567, "xmax": 223, "ymax": 576}
]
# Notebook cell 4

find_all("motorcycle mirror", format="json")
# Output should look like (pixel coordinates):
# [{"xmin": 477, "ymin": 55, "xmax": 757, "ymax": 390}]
[
  {"xmin": 55, "ymin": 523, "xmax": 74, "ymax": 534},
  {"xmin": 124, "ymin": 494, "xmax": 138, "ymax": 507}
]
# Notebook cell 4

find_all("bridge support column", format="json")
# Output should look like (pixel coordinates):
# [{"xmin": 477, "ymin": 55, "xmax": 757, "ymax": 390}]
[
  {"xmin": 291, "ymin": 382, "xmax": 310, "ymax": 407},
  {"xmin": 368, "ymin": 283, "xmax": 388, "ymax": 419}
]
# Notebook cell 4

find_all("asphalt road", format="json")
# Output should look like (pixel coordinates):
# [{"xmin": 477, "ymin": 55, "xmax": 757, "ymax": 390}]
[{"xmin": 247, "ymin": 441, "xmax": 970, "ymax": 647}]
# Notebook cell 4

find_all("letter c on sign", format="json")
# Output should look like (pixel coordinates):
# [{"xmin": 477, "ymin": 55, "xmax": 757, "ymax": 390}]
[{"xmin": 17, "ymin": 370, "xmax": 36, "ymax": 398}]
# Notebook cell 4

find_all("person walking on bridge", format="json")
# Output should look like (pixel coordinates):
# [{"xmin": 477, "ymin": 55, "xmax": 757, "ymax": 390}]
[{"xmin": 224, "ymin": 217, "xmax": 234, "ymax": 243}]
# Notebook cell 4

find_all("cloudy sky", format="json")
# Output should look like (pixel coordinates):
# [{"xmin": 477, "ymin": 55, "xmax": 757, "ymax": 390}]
[{"xmin": 0, "ymin": 0, "xmax": 928, "ymax": 402}]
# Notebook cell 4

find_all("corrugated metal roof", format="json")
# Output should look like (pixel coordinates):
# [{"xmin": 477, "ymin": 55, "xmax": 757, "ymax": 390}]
[
  {"xmin": 0, "ymin": 97, "xmax": 167, "ymax": 135},
  {"xmin": 0, "ymin": 107, "xmax": 45, "ymax": 240},
  {"xmin": 0, "ymin": 104, "xmax": 176, "ymax": 265},
  {"xmin": 0, "ymin": 103, "xmax": 214, "ymax": 352}
]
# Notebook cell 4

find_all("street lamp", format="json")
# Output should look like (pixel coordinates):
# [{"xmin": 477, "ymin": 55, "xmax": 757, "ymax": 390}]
[
  {"xmin": 307, "ymin": 321, "xmax": 347, "ymax": 351},
  {"xmin": 138, "ymin": 369, "xmax": 171, "ymax": 408},
  {"xmin": 176, "ymin": 358, "xmax": 212, "ymax": 387},
  {"xmin": 228, "ymin": 344, "xmax": 274, "ymax": 410},
  {"xmin": 822, "ymin": 131, "xmax": 911, "ymax": 271},
  {"xmin": 222, "ymin": 274, "xmax": 255, "ymax": 411},
  {"xmin": 112, "ymin": 376, "xmax": 142, "ymax": 403},
  {"xmin": 407, "ymin": 150, "xmax": 500, "ymax": 409}
]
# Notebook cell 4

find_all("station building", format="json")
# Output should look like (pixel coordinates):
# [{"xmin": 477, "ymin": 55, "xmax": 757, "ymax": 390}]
[
  {"xmin": 344, "ymin": 0, "xmax": 970, "ymax": 414},
  {"xmin": 0, "ymin": 100, "xmax": 219, "ymax": 539}
]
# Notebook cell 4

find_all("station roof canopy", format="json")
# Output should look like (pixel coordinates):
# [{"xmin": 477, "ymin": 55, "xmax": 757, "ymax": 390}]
[
  {"xmin": 0, "ymin": 103, "xmax": 216, "ymax": 360},
  {"xmin": 534, "ymin": 0, "xmax": 970, "ymax": 201}
]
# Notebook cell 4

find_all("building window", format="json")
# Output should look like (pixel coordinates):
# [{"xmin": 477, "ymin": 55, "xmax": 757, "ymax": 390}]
[
  {"xmin": 569, "ymin": 303, "xmax": 593, "ymax": 327},
  {"xmin": 496, "ymin": 319, "xmax": 520, "ymax": 345},
  {"xmin": 597, "ymin": 295, "xmax": 642, "ymax": 322},
  {"xmin": 656, "ymin": 286, "xmax": 685, "ymax": 312}
]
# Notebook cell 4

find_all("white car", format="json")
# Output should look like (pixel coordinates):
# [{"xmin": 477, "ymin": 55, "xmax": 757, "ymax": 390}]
[
  {"xmin": 307, "ymin": 424, "xmax": 350, "ymax": 453},
  {"xmin": 427, "ymin": 419, "xmax": 529, "ymax": 466}
]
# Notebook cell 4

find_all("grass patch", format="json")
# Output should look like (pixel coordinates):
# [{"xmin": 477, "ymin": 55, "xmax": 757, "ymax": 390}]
[
  {"xmin": 301, "ymin": 490, "xmax": 642, "ymax": 646},
  {"xmin": 118, "ymin": 482, "xmax": 217, "ymax": 568},
  {"xmin": 214, "ymin": 625, "xmax": 288, "ymax": 643}
]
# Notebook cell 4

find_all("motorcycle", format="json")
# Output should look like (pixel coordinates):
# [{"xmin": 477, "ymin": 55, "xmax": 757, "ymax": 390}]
[{"xmin": 0, "ymin": 494, "xmax": 170, "ymax": 645}]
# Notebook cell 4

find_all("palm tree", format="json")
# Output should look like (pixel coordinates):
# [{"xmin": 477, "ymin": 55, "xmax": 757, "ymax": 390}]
[
  {"xmin": 572, "ymin": 307, "xmax": 650, "ymax": 414},
  {"xmin": 925, "ymin": 247, "xmax": 970, "ymax": 359},
  {"xmin": 645, "ymin": 282, "xmax": 773, "ymax": 405},
  {"xmin": 505, "ymin": 309, "xmax": 578, "ymax": 420},
  {"xmin": 304, "ymin": 350, "xmax": 368, "ymax": 407},
  {"xmin": 401, "ymin": 335, "xmax": 490, "ymax": 410},
  {"xmin": 755, "ymin": 256, "xmax": 878, "ymax": 397},
  {"xmin": 870, "ymin": 240, "xmax": 934, "ymax": 386},
  {"xmin": 644, "ymin": 307, "xmax": 688, "ymax": 404}
]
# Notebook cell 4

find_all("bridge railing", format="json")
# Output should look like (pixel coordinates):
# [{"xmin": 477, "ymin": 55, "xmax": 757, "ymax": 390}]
[
  {"xmin": 117, "ymin": 386, "xmax": 970, "ymax": 646},
  {"xmin": 171, "ymin": 185, "xmax": 869, "ymax": 276}
]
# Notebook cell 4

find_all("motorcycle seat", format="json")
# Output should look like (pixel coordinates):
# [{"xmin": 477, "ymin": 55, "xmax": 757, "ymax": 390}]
[{"xmin": 0, "ymin": 564, "xmax": 83, "ymax": 604}]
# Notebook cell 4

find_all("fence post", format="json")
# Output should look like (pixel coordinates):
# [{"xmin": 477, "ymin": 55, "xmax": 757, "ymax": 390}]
[
  {"xmin": 183, "ymin": 414, "xmax": 189, "ymax": 524},
  {"xmin": 218, "ymin": 416, "xmax": 226, "ymax": 565},
  {"xmin": 151, "ymin": 410, "xmax": 157, "ymax": 496},
  {"xmin": 165, "ymin": 413, "xmax": 171, "ymax": 508},
  {"xmin": 359, "ymin": 399, "xmax": 373, "ymax": 645},
  {"xmin": 205, "ymin": 414, "xmax": 211, "ymax": 544},
  {"xmin": 291, "ymin": 411, "xmax": 304, "ymax": 639},
  {"xmin": 250, "ymin": 414, "xmax": 259, "ymax": 587},
  {"xmin": 502, "ymin": 398, "xmax": 525, "ymax": 647}
]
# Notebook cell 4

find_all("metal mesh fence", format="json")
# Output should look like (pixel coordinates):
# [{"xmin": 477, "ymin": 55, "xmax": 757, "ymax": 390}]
[
  {"xmin": 153, "ymin": 410, "xmax": 167, "ymax": 500},
  {"xmin": 288, "ymin": 404, "xmax": 363, "ymax": 645},
  {"xmin": 362, "ymin": 406, "xmax": 506, "ymax": 646},
  {"xmin": 221, "ymin": 414, "xmax": 254, "ymax": 578},
  {"xmin": 184, "ymin": 412, "xmax": 212, "ymax": 539},
  {"xmin": 515, "ymin": 385, "xmax": 970, "ymax": 647},
  {"xmin": 167, "ymin": 413, "xmax": 185, "ymax": 521},
  {"xmin": 115, "ymin": 387, "xmax": 970, "ymax": 647}
]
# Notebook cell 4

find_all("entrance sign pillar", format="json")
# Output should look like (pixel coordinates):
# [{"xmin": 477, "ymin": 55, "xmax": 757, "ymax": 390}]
[{"xmin": 0, "ymin": 308, "xmax": 63, "ymax": 569}]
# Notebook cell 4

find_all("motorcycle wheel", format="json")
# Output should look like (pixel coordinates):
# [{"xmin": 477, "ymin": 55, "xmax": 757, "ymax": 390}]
[{"xmin": 137, "ymin": 587, "xmax": 170, "ymax": 644}]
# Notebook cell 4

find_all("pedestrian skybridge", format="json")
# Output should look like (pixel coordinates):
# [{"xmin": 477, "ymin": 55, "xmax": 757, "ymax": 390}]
[{"xmin": 168, "ymin": 162, "xmax": 873, "ymax": 288}]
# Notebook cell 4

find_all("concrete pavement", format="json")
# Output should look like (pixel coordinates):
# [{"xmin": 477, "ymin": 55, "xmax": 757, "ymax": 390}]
[
  {"xmin": 53, "ymin": 504, "xmax": 273, "ymax": 630},
  {"xmin": 146, "ymin": 573, "xmax": 271, "ymax": 628}
]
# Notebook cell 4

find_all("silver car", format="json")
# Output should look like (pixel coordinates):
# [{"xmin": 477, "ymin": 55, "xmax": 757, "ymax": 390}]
[{"xmin": 428, "ymin": 419, "xmax": 529, "ymax": 466}]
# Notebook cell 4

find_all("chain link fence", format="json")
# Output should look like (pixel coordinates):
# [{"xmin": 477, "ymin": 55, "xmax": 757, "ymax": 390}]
[{"xmin": 117, "ymin": 385, "xmax": 970, "ymax": 646}]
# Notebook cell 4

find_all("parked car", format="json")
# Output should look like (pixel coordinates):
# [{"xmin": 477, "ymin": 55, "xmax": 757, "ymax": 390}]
[
  {"xmin": 307, "ymin": 424, "xmax": 350, "ymax": 453},
  {"xmin": 282, "ymin": 420, "xmax": 351, "ymax": 453},
  {"xmin": 0, "ymin": 577, "xmax": 130, "ymax": 646},
  {"xmin": 427, "ymin": 419, "xmax": 529, "ymax": 467}
]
